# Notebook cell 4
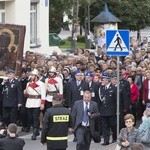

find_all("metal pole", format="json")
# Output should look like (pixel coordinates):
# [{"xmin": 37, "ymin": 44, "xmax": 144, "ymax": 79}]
[{"xmin": 117, "ymin": 56, "xmax": 120, "ymax": 136}]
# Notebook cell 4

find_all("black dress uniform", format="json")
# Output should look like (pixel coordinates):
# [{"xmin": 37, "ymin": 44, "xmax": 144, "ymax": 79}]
[
  {"xmin": 88, "ymin": 81, "xmax": 100, "ymax": 103},
  {"xmin": 41, "ymin": 103, "xmax": 72, "ymax": 150},
  {"xmin": 1, "ymin": 77, "xmax": 23, "ymax": 126},
  {"xmin": 99, "ymin": 83, "xmax": 117, "ymax": 144},
  {"xmin": 119, "ymin": 79, "xmax": 131, "ymax": 129},
  {"xmin": 20, "ymin": 77, "xmax": 29, "ymax": 131},
  {"xmin": 68, "ymin": 80, "xmax": 89, "ymax": 108},
  {"xmin": 63, "ymin": 75, "xmax": 73, "ymax": 107}
]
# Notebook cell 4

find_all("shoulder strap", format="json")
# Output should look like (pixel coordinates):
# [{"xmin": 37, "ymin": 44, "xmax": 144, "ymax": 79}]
[
  {"xmin": 26, "ymin": 82, "xmax": 40, "ymax": 95},
  {"xmin": 54, "ymin": 84, "xmax": 59, "ymax": 92}
]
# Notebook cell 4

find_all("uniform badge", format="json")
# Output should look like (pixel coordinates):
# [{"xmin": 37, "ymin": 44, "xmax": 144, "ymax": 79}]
[
  {"xmin": 92, "ymin": 92, "xmax": 95, "ymax": 97},
  {"xmin": 11, "ymin": 84, "xmax": 14, "ymax": 88},
  {"xmin": 80, "ymin": 90, "xmax": 83, "ymax": 95}
]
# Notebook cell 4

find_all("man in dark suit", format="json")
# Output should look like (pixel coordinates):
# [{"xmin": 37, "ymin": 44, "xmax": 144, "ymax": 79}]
[
  {"xmin": 68, "ymin": 70, "xmax": 89, "ymax": 109},
  {"xmin": 1, "ymin": 69, "xmax": 23, "ymax": 127},
  {"xmin": 62, "ymin": 67, "xmax": 73, "ymax": 108},
  {"xmin": 98, "ymin": 72, "xmax": 117, "ymax": 145},
  {"xmin": 119, "ymin": 73, "xmax": 131, "ymax": 128},
  {"xmin": 111, "ymin": 73, "xmax": 131, "ymax": 130},
  {"xmin": 71, "ymin": 90, "xmax": 99, "ymax": 150},
  {"xmin": 84, "ymin": 72, "xmax": 100, "ymax": 103}
]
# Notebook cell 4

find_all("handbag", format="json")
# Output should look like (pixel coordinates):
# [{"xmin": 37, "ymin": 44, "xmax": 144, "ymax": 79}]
[
  {"xmin": 115, "ymin": 144, "xmax": 121, "ymax": 150},
  {"xmin": 92, "ymin": 131, "xmax": 101, "ymax": 143},
  {"xmin": 141, "ymin": 129, "xmax": 150, "ymax": 143}
]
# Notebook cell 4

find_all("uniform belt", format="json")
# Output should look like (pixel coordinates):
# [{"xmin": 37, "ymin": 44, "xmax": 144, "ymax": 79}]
[
  {"xmin": 47, "ymin": 91, "xmax": 58, "ymax": 95},
  {"xmin": 46, "ymin": 136, "xmax": 68, "ymax": 141},
  {"xmin": 81, "ymin": 125, "xmax": 90, "ymax": 129},
  {"xmin": 26, "ymin": 94, "xmax": 41, "ymax": 99}
]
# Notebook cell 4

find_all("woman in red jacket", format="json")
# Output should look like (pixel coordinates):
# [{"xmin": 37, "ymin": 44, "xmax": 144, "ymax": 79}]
[{"xmin": 127, "ymin": 75, "xmax": 139, "ymax": 124}]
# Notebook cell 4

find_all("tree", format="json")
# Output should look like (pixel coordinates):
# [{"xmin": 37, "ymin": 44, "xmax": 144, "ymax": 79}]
[
  {"xmin": 78, "ymin": 0, "xmax": 97, "ymax": 48},
  {"xmin": 89, "ymin": 0, "xmax": 150, "ymax": 39},
  {"xmin": 49, "ymin": 0, "xmax": 72, "ymax": 33}
]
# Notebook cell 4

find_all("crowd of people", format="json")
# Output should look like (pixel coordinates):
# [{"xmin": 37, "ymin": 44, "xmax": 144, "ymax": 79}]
[{"xmin": 0, "ymin": 38, "xmax": 150, "ymax": 149}]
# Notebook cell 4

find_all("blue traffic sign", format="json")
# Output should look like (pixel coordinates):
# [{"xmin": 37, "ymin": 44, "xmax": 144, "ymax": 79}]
[{"xmin": 106, "ymin": 30, "xmax": 130, "ymax": 56}]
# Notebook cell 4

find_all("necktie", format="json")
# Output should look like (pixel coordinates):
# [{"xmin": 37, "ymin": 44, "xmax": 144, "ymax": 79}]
[
  {"xmin": 77, "ymin": 81, "xmax": 80, "ymax": 86},
  {"xmin": 82, "ymin": 103, "xmax": 89, "ymax": 124}
]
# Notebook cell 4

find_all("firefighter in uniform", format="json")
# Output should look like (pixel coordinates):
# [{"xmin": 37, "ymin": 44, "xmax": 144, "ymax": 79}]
[
  {"xmin": 24, "ymin": 69, "xmax": 46, "ymax": 140},
  {"xmin": 45, "ymin": 66, "xmax": 63, "ymax": 110},
  {"xmin": 41, "ymin": 94, "xmax": 72, "ymax": 150}
]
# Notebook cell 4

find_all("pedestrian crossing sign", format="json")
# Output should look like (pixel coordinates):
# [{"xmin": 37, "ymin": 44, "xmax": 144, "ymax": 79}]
[{"xmin": 106, "ymin": 30, "xmax": 130, "ymax": 56}]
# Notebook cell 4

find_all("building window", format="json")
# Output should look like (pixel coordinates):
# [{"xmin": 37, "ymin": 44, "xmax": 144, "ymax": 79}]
[
  {"xmin": 0, "ymin": 2, "xmax": 5, "ymax": 23},
  {"xmin": 30, "ymin": 4, "xmax": 37, "ymax": 46}
]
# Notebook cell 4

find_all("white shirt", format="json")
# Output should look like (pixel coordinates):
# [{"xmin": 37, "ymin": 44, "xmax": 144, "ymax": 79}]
[{"xmin": 105, "ymin": 83, "xmax": 111, "ymax": 89}]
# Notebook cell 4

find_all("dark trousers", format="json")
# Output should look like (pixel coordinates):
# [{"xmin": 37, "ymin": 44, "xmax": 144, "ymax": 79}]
[
  {"xmin": 45, "ymin": 101, "xmax": 52, "ymax": 110},
  {"xmin": 3, "ymin": 107, "xmax": 18, "ymax": 126},
  {"xmin": 27, "ymin": 107, "xmax": 40, "ymax": 128},
  {"xmin": 101, "ymin": 116, "xmax": 117, "ymax": 143},
  {"xmin": 76, "ymin": 126, "xmax": 91, "ymax": 150},
  {"xmin": 20, "ymin": 105, "xmax": 28, "ymax": 127},
  {"xmin": 119, "ymin": 111, "xmax": 126, "ymax": 130}
]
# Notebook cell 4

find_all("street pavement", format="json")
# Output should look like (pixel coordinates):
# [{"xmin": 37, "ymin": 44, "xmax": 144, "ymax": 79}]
[{"xmin": 19, "ymin": 130, "xmax": 116, "ymax": 150}]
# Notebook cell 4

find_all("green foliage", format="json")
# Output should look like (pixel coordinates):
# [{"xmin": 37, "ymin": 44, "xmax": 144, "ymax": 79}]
[
  {"xmin": 89, "ymin": 0, "xmax": 150, "ymax": 31},
  {"xmin": 77, "ymin": 35, "xmax": 85, "ymax": 42},
  {"xmin": 60, "ymin": 39, "xmax": 85, "ymax": 49},
  {"xmin": 67, "ymin": 36, "xmax": 72, "ymax": 41},
  {"xmin": 49, "ymin": 0, "xmax": 72, "ymax": 33},
  {"xmin": 60, "ymin": 40, "xmax": 66, "ymax": 45}
]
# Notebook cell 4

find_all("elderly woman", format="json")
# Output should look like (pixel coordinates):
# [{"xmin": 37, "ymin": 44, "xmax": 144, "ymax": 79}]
[
  {"xmin": 117, "ymin": 114, "xmax": 141, "ymax": 150},
  {"xmin": 138, "ymin": 108, "xmax": 150, "ymax": 150}
]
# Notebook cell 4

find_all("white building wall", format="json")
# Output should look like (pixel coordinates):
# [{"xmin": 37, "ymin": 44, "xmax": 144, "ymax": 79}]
[
  {"xmin": 5, "ymin": 0, "xmax": 30, "ymax": 52},
  {"xmin": 31, "ymin": 0, "xmax": 49, "ymax": 53}
]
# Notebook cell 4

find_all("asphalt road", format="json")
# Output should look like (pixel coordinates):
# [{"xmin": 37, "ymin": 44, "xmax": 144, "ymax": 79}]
[{"xmin": 20, "ymin": 131, "xmax": 116, "ymax": 150}]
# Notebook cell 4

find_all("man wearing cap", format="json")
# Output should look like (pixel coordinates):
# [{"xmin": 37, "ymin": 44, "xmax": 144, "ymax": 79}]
[
  {"xmin": 85, "ymin": 72, "xmax": 99, "ymax": 103},
  {"xmin": 41, "ymin": 94, "xmax": 72, "ymax": 150},
  {"xmin": 45, "ymin": 66, "xmax": 63, "ymax": 110},
  {"xmin": 24, "ymin": 68, "xmax": 46, "ymax": 140},
  {"xmin": 1, "ymin": 69, "xmax": 23, "ymax": 127},
  {"xmin": 68, "ymin": 69, "xmax": 89, "ymax": 109},
  {"xmin": 71, "ymin": 90, "xmax": 99, "ymax": 150},
  {"xmin": 98, "ymin": 72, "xmax": 117, "ymax": 145}
]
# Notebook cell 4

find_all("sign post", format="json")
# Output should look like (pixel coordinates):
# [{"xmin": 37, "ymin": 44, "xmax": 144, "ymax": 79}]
[{"xmin": 106, "ymin": 30, "xmax": 130, "ymax": 136}]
